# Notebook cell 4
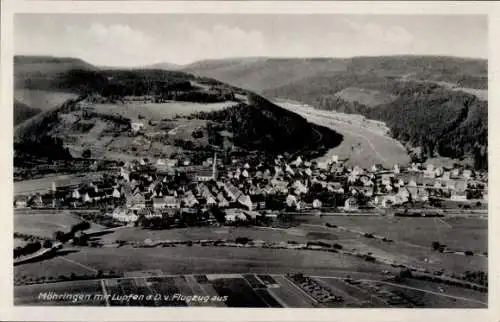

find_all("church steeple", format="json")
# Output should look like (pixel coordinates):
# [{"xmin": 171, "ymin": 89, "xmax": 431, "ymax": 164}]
[{"xmin": 212, "ymin": 152, "xmax": 217, "ymax": 180}]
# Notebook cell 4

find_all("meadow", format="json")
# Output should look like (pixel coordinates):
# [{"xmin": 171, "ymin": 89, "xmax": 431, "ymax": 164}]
[
  {"xmin": 14, "ymin": 172, "xmax": 106, "ymax": 195},
  {"xmin": 14, "ymin": 212, "xmax": 104, "ymax": 239},
  {"xmin": 301, "ymin": 215, "xmax": 487, "ymax": 253},
  {"xmin": 14, "ymin": 246, "xmax": 394, "ymax": 281},
  {"xmin": 94, "ymin": 101, "xmax": 238, "ymax": 121}
]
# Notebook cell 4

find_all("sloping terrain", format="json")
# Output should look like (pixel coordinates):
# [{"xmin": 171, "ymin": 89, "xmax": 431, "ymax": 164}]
[
  {"xmin": 334, "ymin": 87, "xmax": 396, "ymax": 108},
  {"xmin": 260, "ymin": 57, "xmax": 487, "ymax": 169},
  {"xmin": 14, "ymin": 56, "xmax": 97, "ymax": 124},
  {"xmin": 14, "ymin": 56, "xmax": 343, "ymax": 163},
  {"xmin": 14, "ymin": 100, "xmax": 41, "ymax": 126},
  {"xmin": 184, "ymin": 56, "xmax": 487, "ymax": 93},
  {"xmin": 183, "ymin": 57, "xmax": 348, "ymax": 92},
  {"xmin": 185, "ymin": 55, "xmax": 487, "ymax": 169}
]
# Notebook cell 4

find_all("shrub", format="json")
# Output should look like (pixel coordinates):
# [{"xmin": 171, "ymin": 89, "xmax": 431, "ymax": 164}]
[{"xmin": 431, "ymin": 241, "xmax": 441, "ymax": 251}]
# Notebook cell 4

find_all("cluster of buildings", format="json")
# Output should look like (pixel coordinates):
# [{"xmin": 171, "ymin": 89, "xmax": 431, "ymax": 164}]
[{"xmin": 14, "ymin": 152, "xmax": 487, "ymax": 225}]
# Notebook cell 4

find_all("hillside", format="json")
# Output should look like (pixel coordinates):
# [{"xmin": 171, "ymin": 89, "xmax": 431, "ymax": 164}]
[
  {"xmin": 184, "ymin": 56, "xmax": 487, "ymax": 93},
  {"xmin": 14, "ymin": 56, "xmax": 99, "ymax": 124},
  {"xmin": 185, "ymin": 55, "xmax": 488, "ymax": 169},
  {"xmin": 265, "ymin": 76, "xmax": 487, "ymax": 169},
  {"xmin": 14, "ymin": 58, "xmax": 343, "ymax": 164},
  {"xmin": 13, "ymin": 100, "xmax": 41, "ymax": 126},
  {"xmin": 183, "ymin": 57, "xmax": 348, "ymax": 92}
]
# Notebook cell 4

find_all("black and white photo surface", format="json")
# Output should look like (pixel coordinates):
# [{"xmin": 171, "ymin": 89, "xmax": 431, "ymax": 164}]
[{"xmin": 9, "ymin": 10, "xmax": 489, "ymax": 310}]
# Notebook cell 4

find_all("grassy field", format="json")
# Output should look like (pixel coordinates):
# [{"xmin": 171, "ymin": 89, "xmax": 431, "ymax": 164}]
[
  {"xmin": 14, "ymin": 213, "xmax": 104, "ymax": 239},
  {"xmin": 300, "ymin": 215, "xmax": 487, "ymax": 252},
  {"xmin": 100, "ymin": 226, "xmax": 340, "ymax": 244},
  {"xmin": 14, "ymin": 246, "xmax": 395, "ymax": 281},
  {"xmin": 94, "ymin": 101, "xmax": 238, "ymax": 121},
  {"xmin": 276, "ymin": 101, "xmax": 410, "ymax": 168},
  {"xmin": 14, "ymin": 172, "xmax": 106, "ymax": 195},
  {"xmin": 298, "ymin": 215, "xmax": 487, "ymax": 274},
  {"xmin": 15, "ymin": 279, "xmax": 105, "ymax": 306},
  {"xmin": 14, "ymin": 89, "xmax": 78, "ymax": 114}
]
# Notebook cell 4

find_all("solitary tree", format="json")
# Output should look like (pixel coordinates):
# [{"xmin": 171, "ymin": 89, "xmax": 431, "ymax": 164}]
[
  {"xmin": 42, "ymin": 240, "xmax": 53, "ymax": 248},
  {"xmin": 82, "ymin": 149, "xmax": 91, "ymax": 159}
]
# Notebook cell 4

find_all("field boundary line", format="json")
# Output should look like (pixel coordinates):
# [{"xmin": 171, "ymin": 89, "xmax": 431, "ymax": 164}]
[
  {"xmin": 283, "ymin": 275, "xmax": 318, "ymax": 304},
  {"xmin": 100, "ymin": 279, "xmax": 110, "ymax": 306},
  {"xmin": 59, "ymin": 256, "xmax": 98, "ymax": 273}
]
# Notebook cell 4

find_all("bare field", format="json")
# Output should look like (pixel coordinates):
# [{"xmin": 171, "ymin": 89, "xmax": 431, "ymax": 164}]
[
  {"xmin": 276, "ymin": 101, "xmax": 410, "ymax": 168},
  {"xmin": 94, "ymin": 101, "xmax": 238, "ymax": 121},
  {"xmin": 14, "ymin": 246, "xmax": 395, "ymax": 281}
]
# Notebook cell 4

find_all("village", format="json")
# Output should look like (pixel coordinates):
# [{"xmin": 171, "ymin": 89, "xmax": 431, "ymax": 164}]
[{"xmin": 14, "ymin": 149, "xmax": 488, "ymax": 228}]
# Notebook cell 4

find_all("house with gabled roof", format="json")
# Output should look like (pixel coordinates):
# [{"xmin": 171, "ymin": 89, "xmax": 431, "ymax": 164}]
[{"xmin": 127, "ymin": 192, "xmax": 146, "ymax": 210}]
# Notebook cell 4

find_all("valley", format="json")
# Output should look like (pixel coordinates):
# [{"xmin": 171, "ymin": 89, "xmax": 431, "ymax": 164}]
[
  {"xmin": 275, "ymin": 99, "xmax": 410, "ymax": 169},
  {"xmin": 11, "ymin": 54, "xmax": 488, "ymax": 309}
]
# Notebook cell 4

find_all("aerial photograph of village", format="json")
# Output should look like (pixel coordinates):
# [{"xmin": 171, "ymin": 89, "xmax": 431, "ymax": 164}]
[{"xmin": 12, "ymin": 14, "xmax": 488, "ymax": 308}]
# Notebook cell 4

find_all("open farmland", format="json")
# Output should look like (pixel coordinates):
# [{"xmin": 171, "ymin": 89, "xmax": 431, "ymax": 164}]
[
  {"xmin": 15, "ymin": 279, "xmax": 106, "ymax": 306},
  {"xmin": 298, "ymin": 215, "xmax": 487, "ymax": 274},
  {"xmin": 14, "ymin": 246, "xmax": 397, "ymax": 281},
  {"xmin": 275, "ymin": 100, "xmax": 410, "ymax": 168},
  {"xmin": 99, "ymin": 225, "xmax": 339, "ymax": 244},
  {"xmin": 14, "ymin": 212, "xmax": 104, "ymax": 239},
  {"xmin": 14, "ymin": 272, "xmax": 486, "ymax": 308},
  {"xmin": 94, "ymin": 101, "xmax": 238, "ymax": 120},
  {"xmin": 14, "ymin": 172, "xmax": 106, "ymax": 195},
  {"xmin": 300, "ymin": 215, "xmax": 487, "ymax": 253}
]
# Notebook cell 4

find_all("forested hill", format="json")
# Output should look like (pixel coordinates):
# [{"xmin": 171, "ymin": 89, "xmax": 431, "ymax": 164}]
[
  {"xmin": 14, "ymin": 55, "xmax": 344, "ymax": 162},
  {"xmin": 185, "ymin": 55, "xmax": 487, "ymax": 169},
  {"xmin": 264, "ymin": 78, "xmax": 488, "ymax": 170},
  {"xmin": 184, "ymin": 56, "xmax": 487, "ymax": 92}
]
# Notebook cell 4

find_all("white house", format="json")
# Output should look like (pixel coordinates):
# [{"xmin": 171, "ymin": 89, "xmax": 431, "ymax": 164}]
[
  {"xmin": 238, "ymin": 194, "xmax": 254, "ymax": 211},
  {"xmin": 72, "ymin": 189, "xmax": 81, "ymax": 200},
  {"xmin": 14, "ymin": 196, "xmax": 28, "ymax": 208},
  {"xmin": 312, "ymin": 199, "xmax": 323, "ymax": 209},
  {"xmin": 317, "ymin": 162, "xmax": 329, "ymax": 170},
  {"xmin": 164, "ymin": 196, "xmax": 180, "ymax": 209},
  {"xmin": 112, "ymin": 188, "xmax": 121, "ymax": 199},
  {"xmin": 83, "ymin": 192, "xmax": 91, "ymax": 203},
  {"xmin": 153, "ymin": 197, "xmax": 166, "ymax": 209},
  {"xmin": 286, "ymin": 194, "xmax": 299, "ymax": 208},
  {"xmin": 131, "ymin": 122, "xmax": 144, "ymax": 133},
  {"xmin": 451, "ymin": 190, "xmax": 467, "ymax": 202}
]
